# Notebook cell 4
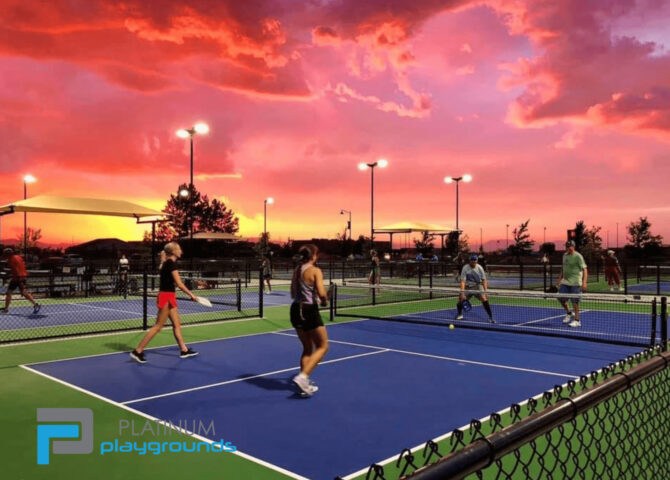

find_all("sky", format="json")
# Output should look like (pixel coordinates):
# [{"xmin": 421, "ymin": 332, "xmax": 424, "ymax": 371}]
[{"xmin": 1, "ymin": 0, "xmax": 669, "ymax": 249}]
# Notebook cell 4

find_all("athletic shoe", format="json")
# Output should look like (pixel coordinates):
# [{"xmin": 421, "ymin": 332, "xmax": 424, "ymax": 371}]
[
  {"xmin": 455, "ymin": 314, "xmax": 464, "ymax": 320},
  {"xmin": 609, "ymin": 287, "xmax": 614, "ymax": 292},
  {"xmin": 180, "ymin": 348, "xmax": 199, "ymax": 358},
  {"xmin": 130, "ymin": 350, "xmax": 146, "ymax": 363},
  {"xmin": 33, "ymin": 304, "xmax": 41, "ymax": 314},
  {"xmin": 488, "ymin": 317, "xmax": 495, "ymax": 324},
  {"xmin": 563, "ymin": 313, "xmax": 574, "ymax": 324},
  {"xmin": 292, "ymin": 374, "xmax": 312, "ymax": 395},
  {"xmin": 300, "ymin": 381, "xmax": 319, "ymax": 397},
  {"xmin": 0, "ymin": 308, "xmax": 7, "ymax": 314},
  {"xmin": 568, "ymin": 320, "xmax": 581, "ymax": 328}
]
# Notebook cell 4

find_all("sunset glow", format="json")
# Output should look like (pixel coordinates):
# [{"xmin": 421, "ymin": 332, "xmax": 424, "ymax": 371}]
[{"xmin": 1, "ymin": 0, "xmax": 669, "ymax": 249}]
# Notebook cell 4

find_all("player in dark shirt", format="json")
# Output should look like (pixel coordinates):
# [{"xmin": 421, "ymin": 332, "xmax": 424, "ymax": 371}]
[{"xmin": 130, "ymin": 242, "xmax": 198, "ymax": 363}]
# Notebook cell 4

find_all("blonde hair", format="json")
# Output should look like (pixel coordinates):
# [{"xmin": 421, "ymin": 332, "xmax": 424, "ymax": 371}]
[{"xmin": 159, "ymin": 242, "xmax": 181, "ymax": 268}]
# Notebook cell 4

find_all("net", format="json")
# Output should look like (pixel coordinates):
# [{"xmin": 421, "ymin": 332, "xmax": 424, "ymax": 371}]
[
  {"xmin": 332, "ymin": 283, "xmax": 663, "ymax": 348},
  {"xmin": 130, "ymin": 275, "xmax": 243, "ymax": 310}
]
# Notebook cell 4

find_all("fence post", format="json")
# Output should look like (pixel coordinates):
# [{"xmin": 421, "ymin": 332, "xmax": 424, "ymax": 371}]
[
  {"xmin": 236, "ymin": 279, "xmax": 242, "ymax": 312},
  {"xmin": 519, "ymin": 261, "xmax": 525, "ymax": 290},
  {"xmin": 142, "ymin": 268, "xmax": 148, "ymax": 330},
  {"xmin": 543, "ymin": 263, "xmax": 548, "ymax": 292},
  {"xmin": 661, "ymin": 297, "xmax": 667, "ymax": 352},
  {"xmin": 418, "ymin": 262, "xmax": 423, "ymax": 289},
  {"xmin": 657, "ymin": 265, "xmax": 661, "ymax": 296},
  {"xmin": 651, "ymin": 298, "xmax": 657, "ymax": 347},
  {"xmin": 258, "ymin": 268, "xmax": 264, "ymax": 318},
  {"xmin": 329, "ymin": 283, "xmax": 335, "ymax": 322}
]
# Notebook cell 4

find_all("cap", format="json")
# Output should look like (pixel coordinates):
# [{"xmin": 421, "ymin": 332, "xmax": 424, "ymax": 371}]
[
  {"xmin": 565, "ymin": 240, "xmax": 576, "ymax": 247},
  {"xmin": 469, "ymin": 254, "xmax": 479, "ymax": 261},
  {"xmin": 3, "ymin": 247, "xmax": 13, "ymax": 254},
  {"xmin": 607, "ymin": 249, "xmax": 614, "ymax": 255}
]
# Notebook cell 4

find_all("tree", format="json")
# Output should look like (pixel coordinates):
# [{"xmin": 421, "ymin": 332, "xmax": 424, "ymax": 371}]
[
  {"xmin": 539, "ymin": 242, "xmax": 556, "ymax": 255},
  {"xmin": 508, "ymin": 219, "xmax": 534, "ymax": 258},
  {"xmin": 444, "ymin": 231, "xmax": 469, "ymax": 260},
  {"xmin": 253, "ymin": 232, "xmax": 271, "ymax": 258},
  {"xmin": 414, "ymin": 231, "xmax": 435, "ymax": 256},
  {"xmin": 627, "ymin": 217, "xmax": 663, "ymax": 257},
  {"xmin": 581, "ymin": 225, "xmax": 603, "ymax": 262},
  {"xmin": 145, "ymin": 184, "xmax": 239, "ymax": 241},
  {"xmin": 573, "ymin": 220, "xmax": 588, "ymax": 250},
  {"xmin": 16, "ymin": 227, "xmax": 42, "ymax": 251},
  {"xmin": 142, "ymin": 222, "xmax": 177, "ymax": 244},
  {"xmin": 353, "ymin": 235, "xmax": 369, "ymax": 257}
]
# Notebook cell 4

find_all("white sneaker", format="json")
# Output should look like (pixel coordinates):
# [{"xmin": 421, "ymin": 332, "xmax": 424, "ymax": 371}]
[
  {"xmin": 455, "ymin": 314, "xmax": 463, "ymax": 320},
  {"xmin": 292, "ymin": 374, "xmax": 312, "ymax": 395},
  {"xmin": 563, "ymin": 313, "xmax": 574, "ymax": 324},
  {"xmin": 568, "ymin": 320, "xmax": 581, "ymax": 328},
  {"xmin": 609, "ymin": 287, "xmax": 614, "ymax": 292},
  {"xmin": 300, "ymin": 381, "xmax": 319, "ymax": 396}
]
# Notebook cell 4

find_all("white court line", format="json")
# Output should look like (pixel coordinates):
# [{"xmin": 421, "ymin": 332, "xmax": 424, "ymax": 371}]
[
  {"xmin": 272, "ymin": 332, "xmax": 577, "ymax": 379},
  {"xmin": 64, "ymin": 302, "xmax": 141, "ymax": 316},
  {"xmin": 338, "ymin": 343, "xmax": 642, "ymax": 480},
  {"xmin": 19, "ymin": 364, "xmax": 309, "ymax": 480},
  {"xmin": 122, "ymin": 349, "xmax": 389, "ymax": 405}
]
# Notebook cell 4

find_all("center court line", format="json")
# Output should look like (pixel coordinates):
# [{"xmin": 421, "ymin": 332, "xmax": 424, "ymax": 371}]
[
  {"xmin": 121, "ymin": 348, "xmax": 390, "ymax": 405},
  {"xmin": 515, "ymin": 309, "xmax": 591, "ymax": 326},
  {"xmin": 272, "ymin": 332, "xmax": 578, "ymax": 379},
  {"xmin": 19, "ymin": 365, "xmax": 310, "ymax": 480}
]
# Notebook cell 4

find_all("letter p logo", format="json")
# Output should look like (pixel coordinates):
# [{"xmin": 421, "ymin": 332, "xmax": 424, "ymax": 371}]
[{"xmin": 37, "ymin": 408, "xmax": 93, "ymax": 465}]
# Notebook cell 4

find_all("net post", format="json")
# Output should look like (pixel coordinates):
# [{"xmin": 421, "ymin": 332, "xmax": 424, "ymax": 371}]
[
  {"xmin": 142, "ymin": 268, "xmax": 148, "ymax": 330},
  {"xmin": 657, "ymin": 265, "xmax": 661, "ymax": 296},
  {"xmin": 661, "ymin": 297, "xmax": 668, "ymax": 351},
  {"xmin": 236, "ymin": 279, "xmax": 242, "ymax": 312},
  {"xmin": 651, "ymin": 298, "xmax": 657, "ymax": 346},
  {"xmin": 519, "ymin": 261, "xmax": 524, "ymax": 290}
]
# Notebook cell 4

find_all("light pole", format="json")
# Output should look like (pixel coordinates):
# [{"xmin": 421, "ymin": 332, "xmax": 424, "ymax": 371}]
[
  {"xmin": 506, "ymin": 224, "xmax": 510, "ymax": 248},
  {"xmin": 543, "ymin": 226, "xmax": 546, "ymax": 245},
  {"xmin": 358, "ymin": 159, "xmax": 388, "ymax": 251},
  {"xmin": 23, "ymin": 174, "xmax": 36, "ymax": 258},
  {"xmin": 264, "ymin": 197, "xmax": 274, "ymax": 237},
  {"xmin": 444, "ymin": 174, "xmax": 472, "ymax": 234},
  {"xmin": 176, "ymin": 122, "xmax": 209, "ymax": 269},
  {"xmin": 340, "ymin": 209, "xmax": 352, "ymax": 240}
]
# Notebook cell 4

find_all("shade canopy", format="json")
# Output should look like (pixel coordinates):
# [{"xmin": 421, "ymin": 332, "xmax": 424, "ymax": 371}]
[
  {"xmin": 375, "ymin": 222, "xmax": 453, "ymax": 234},
  {"xmin": 179, "ymin": 232, "xmax": 245, "ymax": 241},
  {"xmin": 0, "ymin": 195, "xmax": 165, "ymax": 219}
]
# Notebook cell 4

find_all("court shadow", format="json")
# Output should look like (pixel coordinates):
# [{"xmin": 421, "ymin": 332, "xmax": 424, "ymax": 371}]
[
  {"xmin": 104, "ymin": 342, "xmax": 133, "ymax": 352},
  {"xmin": 239, "ymin": 374, "xmax": 293, "ymax": 392}
]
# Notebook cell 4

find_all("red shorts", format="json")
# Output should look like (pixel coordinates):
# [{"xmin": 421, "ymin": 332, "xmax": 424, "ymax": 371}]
[{"xmin": 157, "ymin": 292, "xmax": 177, "ymax": 308}]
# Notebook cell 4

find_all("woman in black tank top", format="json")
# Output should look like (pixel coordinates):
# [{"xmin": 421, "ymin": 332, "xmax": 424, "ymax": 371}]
[{"xmin": 130, "ymin": 242, "xmax": 199, "ymax": 363}]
